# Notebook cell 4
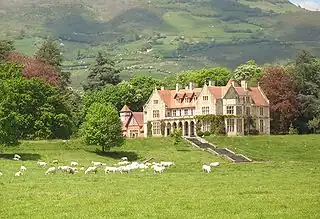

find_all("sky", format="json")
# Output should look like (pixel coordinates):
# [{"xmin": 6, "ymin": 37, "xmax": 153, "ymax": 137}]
[{"xmin": 289, "ymin": 0, "xmax": 320, "ymax": 11}]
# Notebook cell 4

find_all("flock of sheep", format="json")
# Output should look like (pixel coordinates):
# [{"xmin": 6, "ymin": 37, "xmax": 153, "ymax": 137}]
[{"xmin": 0, "ymin": 154, "xmax": 220, "ymax": 177}]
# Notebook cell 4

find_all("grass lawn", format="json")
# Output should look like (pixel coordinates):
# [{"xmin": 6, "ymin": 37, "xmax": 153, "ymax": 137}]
[{"xmin": 1, "ymin": 136, "xmax": 320, "ymax": 218}]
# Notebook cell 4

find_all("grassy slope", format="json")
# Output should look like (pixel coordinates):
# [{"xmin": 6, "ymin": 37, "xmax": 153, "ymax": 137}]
[{"xmin": 1, "ymin": 136, "xmax": 320, "ymax": 218}]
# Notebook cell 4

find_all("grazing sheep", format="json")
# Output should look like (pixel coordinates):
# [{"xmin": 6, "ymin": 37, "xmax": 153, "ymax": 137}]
[
  {"xmin": 45, "ymin": 167, "xmax": 56, "ymax": 175},
  {"xmin": 85, "ymin": 166, "xmax": 97, "ymax": 174},
  {"xmin": 15, "ymin": 171, "xmax": 23, "ymax": 177},
  {"xmin": 13, "ymin": 157, "xmax": 20, "ymax": 161},
  {"xmin": 121, "ymin": 157, "xmax": 128, "ymax": 161},
  {"xmin": 79, "ymin": 167, "xmax": 85, "ymax": 171},
  {"xmin": 20, "ymin": 165, "xmax": 27, "ymax": 172},
  {"xmin": 101, "ymin": 163, "xmax": 107, "ymax": 166},
  {"xmin": 66, "ymin": 167, "xmax": 77, "ymax": 174},
  {"xmin": 70, "ymin": 161, "xmax": 78, "ymax": 167},
  {"xmin": 104, "ymin": 166, "xmax": 119, "ymax": 173},
  {"xmin": 57, "ymin": 166, "xmax": 70, "ymax": 172},
  {"xmin": 14, "ymin": 154, "xmax": 21, "ymax": 159},
  {"xmin": 153, "ymin": 166, "xmax": 165, "ymax": 174},
  {"xmin": 117, "ymin": 161, "xmax": 130, "ymax": 166},
  {"xmin": 202, "ymin": 165, "xmax": 211, "ymax": 173},
  {"xmin": 91, "ymin": 161, "xmax": 102, "ymax": 167},
  {"xmin": 119, "ymin": 165, "xmax": 131, "ymax": 174},
  {"xmin": 52, "ymin": 160, "xmax": 59, "ymax": 164},
  {"xmin": 210, "ymin": 162, "xmax": 220, "ymax": 167},
  {"xmin": 37, "ymin": 161, "xmax": 47, "ymax": 167},
  {"xmin": 160, "ymin": 161, "xmax": 174, "ymax": 167}
]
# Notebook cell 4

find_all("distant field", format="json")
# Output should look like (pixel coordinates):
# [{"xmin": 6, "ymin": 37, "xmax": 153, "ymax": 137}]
[{"xmin": 1, "ymin": 136, "xmax": 320, "ymax": 218}]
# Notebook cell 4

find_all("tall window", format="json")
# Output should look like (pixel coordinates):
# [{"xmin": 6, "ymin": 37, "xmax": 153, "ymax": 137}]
[
  {"xmin": 190, "ymin": 109, "xmax": 194, "ymax": 115},
  {"xmin": 236, "ymin": 106, "xmax": 242, "ymax": 115},
  {"xmin": 153, "ymin": 100, "xmax": 158, "ymax": 104},
  {"xmin": 227, "ymin": 119, "xmax": 235, "ymax": 132},
  {"xmin": 246, "ymin": 107, "xmax": 251, "ymax": 115},
  {"xmin": 226, "ymin": 106, "xmax": 234, "ymax": 115},
  {"xmin": 260, "ymin": 107, "xmax": 264, "ymax": 116},
  {"xmin": 203, "ymin": 120, "xmax": 210, "ymax": 132},
  {"xmin": 172, "ymin": 109, "xmax": 176, "ymax": 117},
  {"xmin": 193, "ymin": 97, "xmax": 197, "ymax": 102},
  {"xmin": 236, "ymin": 119, "xmax": 242, "ymax": 133},
  {"xmin": 203, "ymin": 96, "xmax": 208, "ymax": 101},
  {"xmin": 245, "ymin": 96, "xmax": 250, "ymax": 103},
  {"xmin": 153, "ymin": 110, "xmax": 160, "ymax": 118},
  {"xmin": 259, "ymin": 120, "xmax": 264, "ymax": 133},
  {"xmin": 184, "ymin": 109, "xmax": 188, "ymax": 115},
  {"xmin": 152, "ymin": 122, "xmax": 161, "ymax": 135},
  {"xmin": 202, "ymin": 106, "xmax": 209, "ymax": 115}
]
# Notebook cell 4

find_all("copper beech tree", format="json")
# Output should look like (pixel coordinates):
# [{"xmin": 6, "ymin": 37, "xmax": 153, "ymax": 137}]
[
  {"xmin": 259, "ymin": 67, "xmax": 300, "ymax": 134},
  {"xmin": 7, "ymin": 52, "xmax": 61, "ymax": 86}
]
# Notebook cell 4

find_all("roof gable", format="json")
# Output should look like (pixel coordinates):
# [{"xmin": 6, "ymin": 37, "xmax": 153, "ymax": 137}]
[{"xmin": 223, "ymin": 86, "xmax": 238, "ymax": 99}]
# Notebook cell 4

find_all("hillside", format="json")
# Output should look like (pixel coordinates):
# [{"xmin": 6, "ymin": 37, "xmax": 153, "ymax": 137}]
[{"xmin": 0, "ymin": 0, "xmax": 320, "ymax": 89}]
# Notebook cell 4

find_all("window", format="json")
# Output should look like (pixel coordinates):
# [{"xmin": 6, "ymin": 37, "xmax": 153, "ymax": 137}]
[
  {"xmin": 184, "ymin": 109, "xmax": 188, "ymax": 115},
  {"xmin": 152, "ymin": 122, "xmax": 161, "ymax": 135},
  {"xmin": 184, "ymin": 98, "xmax": 189, "ymax": 103},
  {"xmin": 227, "ymin": 119, "xmax": 235, "ymax": 132},
  {"xmin": 246, "ymin": 107, "xmax": 250, "ymax": 115},
  {"xmin": 203, "ymin": 120, "xmax": 210, "ymax": 132},
  {"xmin": 236, "ymin": 119, "xmax": 242, "ymax": 133},
  {"xmin": 153, "ymin": 110, "xmax": 160, "ymax": 118},
  {"xmin": 203, "ymin": 96, "xmax": 208, "ymax": 101},
  {"xmin": 202, "ymin": 106, "xmax": 209, "ymax": 115},
  {"xmin": 236, "ymin": 106, "xmax": 242, "ymax": 115},
  {"xmin": 260, "ymin": 107, "xmax": 264, "ymax": 116},
  {"xmin": 259, "ymin": 120, "xmax": 264, "ymax": 133},
  {"xmin": 190, "ymin": 109, "xmax": 194, "ymax": 115},
  {"xmin": 172, "ymin": 109, "xmax": 176, "ymax": 117},
  {"xmin": 226, "ymin": 106, "xmax": 234, "ymax": 115},
  {"xmin": 153, "ymin": 100, "xmax": 158, "ymax": 104},
  {"xmin": 193, "ymin": 97, "xmax": 198, "ymax": 102},
  {"xmin": 245, "ymin": 96, "xmax": 250, "ymax": 103}
]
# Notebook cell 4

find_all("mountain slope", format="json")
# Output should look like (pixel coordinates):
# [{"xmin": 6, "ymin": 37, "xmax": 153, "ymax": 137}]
[{"xmin": 0, "ymin": 0, "xmax": 319, "ymax": 89}]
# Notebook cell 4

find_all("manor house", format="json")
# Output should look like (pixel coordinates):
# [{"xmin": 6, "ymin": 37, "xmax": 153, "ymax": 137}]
[{"xmin": 142, "ymin": 80, "xmax": 270, "ymax": 137}]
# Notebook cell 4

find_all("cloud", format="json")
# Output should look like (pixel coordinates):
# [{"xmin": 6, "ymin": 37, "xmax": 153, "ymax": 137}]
[{"xmin": 289, "ymin": 0, "xmax": 320, "ymax": 11}]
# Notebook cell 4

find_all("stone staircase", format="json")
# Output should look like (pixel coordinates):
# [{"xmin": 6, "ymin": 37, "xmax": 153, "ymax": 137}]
[{"xmin": 185, "ymin": 137, "xmax": 252, "ymax": 163}]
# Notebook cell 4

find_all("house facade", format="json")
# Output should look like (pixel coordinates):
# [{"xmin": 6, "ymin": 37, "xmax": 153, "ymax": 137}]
[
  {"xmin": 120, "ymin": 105, "xmax": 144, "ymax": 138},
  {"xmin": 143, "ymin": 80, "xmax": 270, "ymax": 137}
]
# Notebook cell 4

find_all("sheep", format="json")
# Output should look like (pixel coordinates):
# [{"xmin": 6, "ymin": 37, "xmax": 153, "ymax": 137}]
[
  {"xmin": 0, "ymin": 172, "xmax": 3, "ymax": 176},
  {"xmin": 101, "ymin": 163, "xmax": 107, "ymax": 166},
  {"xmin": 104, "ymin": 166, "xmax": 119, "ymax": 173},
  {"xmin": 45, "ymin": 167, "xmax": 56, "ymax": 175},
  {"xmin": 13, "ymin": 157, "xmax": 20, "ymax": 161},
  {"xmin": 52, "ymin": 160, "xmax": 59, "ymax": 164},
  {"xmin": 70, "ymin": 161, "xmax": 78, "ymax": 167},
  {"xmin": 160, "ymin": 161, "xmax": 174, "ymax": 167},
  {"xmin": 14, "ymin": 154, "xmax": 21, "ymax": 159},
  {"xmin": 119, "ymin": 165, "xmax": 132, "ymax": 174},
  {"xmin": 85, "ymin": 166, "xmax": 97, "ymax": 174},
  {"xmin": 79, "ymin": 167, "xmax": 85, "ymax": 171},
  {"xmin": 202, "ymin": 165, "xmax": 211, "ymax": 173},
  {"xmin": 57, "ymin": 166, "xmax": 70, "ymax": 172},
  {"xmin": 15, "ymin": 171, "xmax": 23, "ymax": 177},
  {"xmin": 20, "ymin": 165, "xmax": 27, "ymax": 172},
  {"xmin": 91, "ymin": 161, "xmax": 102, "ymax": 167},
  {"xmin": 37, "ymin": 161, "xmax": 47, "ymax": 167},
  {"xmin": 121, "ymin": 157, "xmax": 128, "ymax": 161},
  {"xmin": 210, "ymin": 162, "xmax": 220, "ymax": 167},
  {"xmin": 153, "ymin": 165, "xmax": 165, "ymax": 174},
  {"xmin": 117, "ymin": 161, "xmax": 130, "ymax": 166},
  {"xmin": 66, "ymin": 167, "xmax": 77, "ymax": 174}
]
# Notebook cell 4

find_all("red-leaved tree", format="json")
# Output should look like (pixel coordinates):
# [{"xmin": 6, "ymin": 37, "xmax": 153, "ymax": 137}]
[
  {"xmin": 7, "ymin": 52, "xmax": 60, "ymax": 86},
  {"xmin": 259, "ymin": 66, "xmax": 300, "ymax": 134}
]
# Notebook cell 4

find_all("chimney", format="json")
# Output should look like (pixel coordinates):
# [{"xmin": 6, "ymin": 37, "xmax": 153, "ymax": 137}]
[
  {"xmin": 185, "ymin": 85, "xmax": 188, "ymax": 90},
  {"xmin": 176, "ymin": 83, "xmax": 179, "ymax": 92},
  {"xmin": 161, "ymin": 86, "xmax": 164, "ymax": 91},
  {"xmin": 208, "ymin": 81, "xmax": 215, "ymax": 86},
  {"xmin": 189, "ymin": 82, "xmax": 194, "ymax": 90},
  {"xmin": 241, "ymin": 80, "xmax": 247, "ymax": 90}
]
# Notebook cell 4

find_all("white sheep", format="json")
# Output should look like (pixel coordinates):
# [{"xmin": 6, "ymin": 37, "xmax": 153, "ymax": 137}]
[
  {"xmin": 15, "ymin": 171, "xmax": 23, "ymax": 177},
  {"xmin": 57, "ymin": 166, "xmax": 70, "ymax": 172},
  {"xmin": 202, "ymin": 165, "xmax": 211, "ymax": 173},
  {"xmin": 117, "ymin": 161, "xmax": 130, "ymax": 166},
  {"xmin": 91, "ymin": 161, "xmax": 102, "ymax": 167},
  {"xmin": 13, "ymin": 157, "xmax": 20, "ymax": 161},
  {"xmin": 160, "ymin": 161, "xmax": 174, "ymax": 167},
  {"xmin": 104, "ymin": 166, "xmax": 119, "ymax": 173},
  {"xmin": 85, "ymin": 166, "xmax": 97, "ymax": 174},
  {"xmin": 153, "ymin": 166, "xmax": 165, "ymax": 174},
  {"xmin": 210, "ymin": 162, "xmax": 220, "ymax": 167},
  {"xmin": 79, "ymin": 167, "xmax": 85, "ymax": 171},
  {"xmin": 70, "ymin": 161, "xmax": 78, "ymax": 167},
  {"xmin": 52, "ymin": 160, "xmax": 59, "ymax": 164},
  {"xmin": 121, "ymin": 157, "xmax": 128, "ymax": 161},
  {"xmin": 14, "ymin": 154, "xmax": 21, "ymax": 159},
  {"xmin": 20, "ymin": 165, "xmax": 27, "ymax": 172},
  {"xmin": 0, "ymin": 172, "xmax": 3, "ymax": 176},
  {"xmin": 45, "ymin": 167, "xmax": 56, "ymax": 175},
  {"xmin": 101, "ymin": 163, "xmax": 107, "ymax": 166},
  {"xmin": 119, "ymin": 165, "xmax": 131, "ymax": 174},
  {"xmin": 37, "ymin": 161, "xmax": 47, "ymax": 167},
  {"xmin": 66, "ymin": 167, "xmax": 77, "ymax": 174}
]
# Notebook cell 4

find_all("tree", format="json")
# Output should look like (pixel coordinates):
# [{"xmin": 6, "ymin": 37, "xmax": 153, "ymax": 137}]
[
  {"xmin": 233, "ymin": 60, "xmax": 262, "ymax": 84},
  {"xmin": 80, "ymin": 102, "xmax": 124, "ymax": 151},
  {"xmin": 83, "ymin": 52, "xmax": 121, "ymax": 91},
  {"xmin": 292, "ymin": 51, "xmax": 320, "ymax": 133},
  {"xmin": 259, "ymin": 66, "xmax": 300, "ymax": 134},
  {"xmin": 34, "ymin": 38, "xmax": 63, "ymax": 67},
  {"xmin": 0, "ymin": 40, "xmax": 14, "ymax": 62},
  {"xmin": 308, "ymin": 118, "xmax": 320, "ymax": 134}
]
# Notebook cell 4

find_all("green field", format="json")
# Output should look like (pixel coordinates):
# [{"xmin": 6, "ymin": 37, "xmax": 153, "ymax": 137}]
[{"xmin": 0, "ymin": 136, "xmax": 320, "ymax": 218}]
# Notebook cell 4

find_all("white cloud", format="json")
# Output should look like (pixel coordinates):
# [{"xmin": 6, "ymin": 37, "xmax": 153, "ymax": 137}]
[{"xmin": 289, "ymin": 0, "xmax": 320, "ymax": 11}]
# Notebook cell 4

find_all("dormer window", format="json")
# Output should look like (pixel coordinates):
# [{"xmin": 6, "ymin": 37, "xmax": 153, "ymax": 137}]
[
  {"xmin": 153, "ymin": 100, "xmax": 158, "ymax": 104},
  {"xmin": 184, "ymin": 98, "xmax": 190, "ymax": 103},
  {"xmin": 203, "ymin": 96, "xmax": 209, "ymax": 101}
]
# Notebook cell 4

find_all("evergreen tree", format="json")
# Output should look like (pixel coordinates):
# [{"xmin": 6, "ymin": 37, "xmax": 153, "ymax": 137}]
[{"xmin": 0, "ymin": 40, "xmax": 14, "ymax": 62}]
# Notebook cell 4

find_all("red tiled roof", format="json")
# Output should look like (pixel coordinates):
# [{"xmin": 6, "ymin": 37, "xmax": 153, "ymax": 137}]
[
  {"xmin": 250, "ymin": 88, "xmax": 269, "ymax": 106},
  {"xmin": 208, "ymin": 87, "xmax": 223, "ymax": 99},
  {"xmin": 158, "ymin": 88, "xmax": 202, "ymax": 108},
  {"xmin": 120, "ymin": 105, "xmax": 131, "ymax": 112},
  {"xmin": 132, "ymin": 112, "xmax": 144, "ymax": 126}
]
